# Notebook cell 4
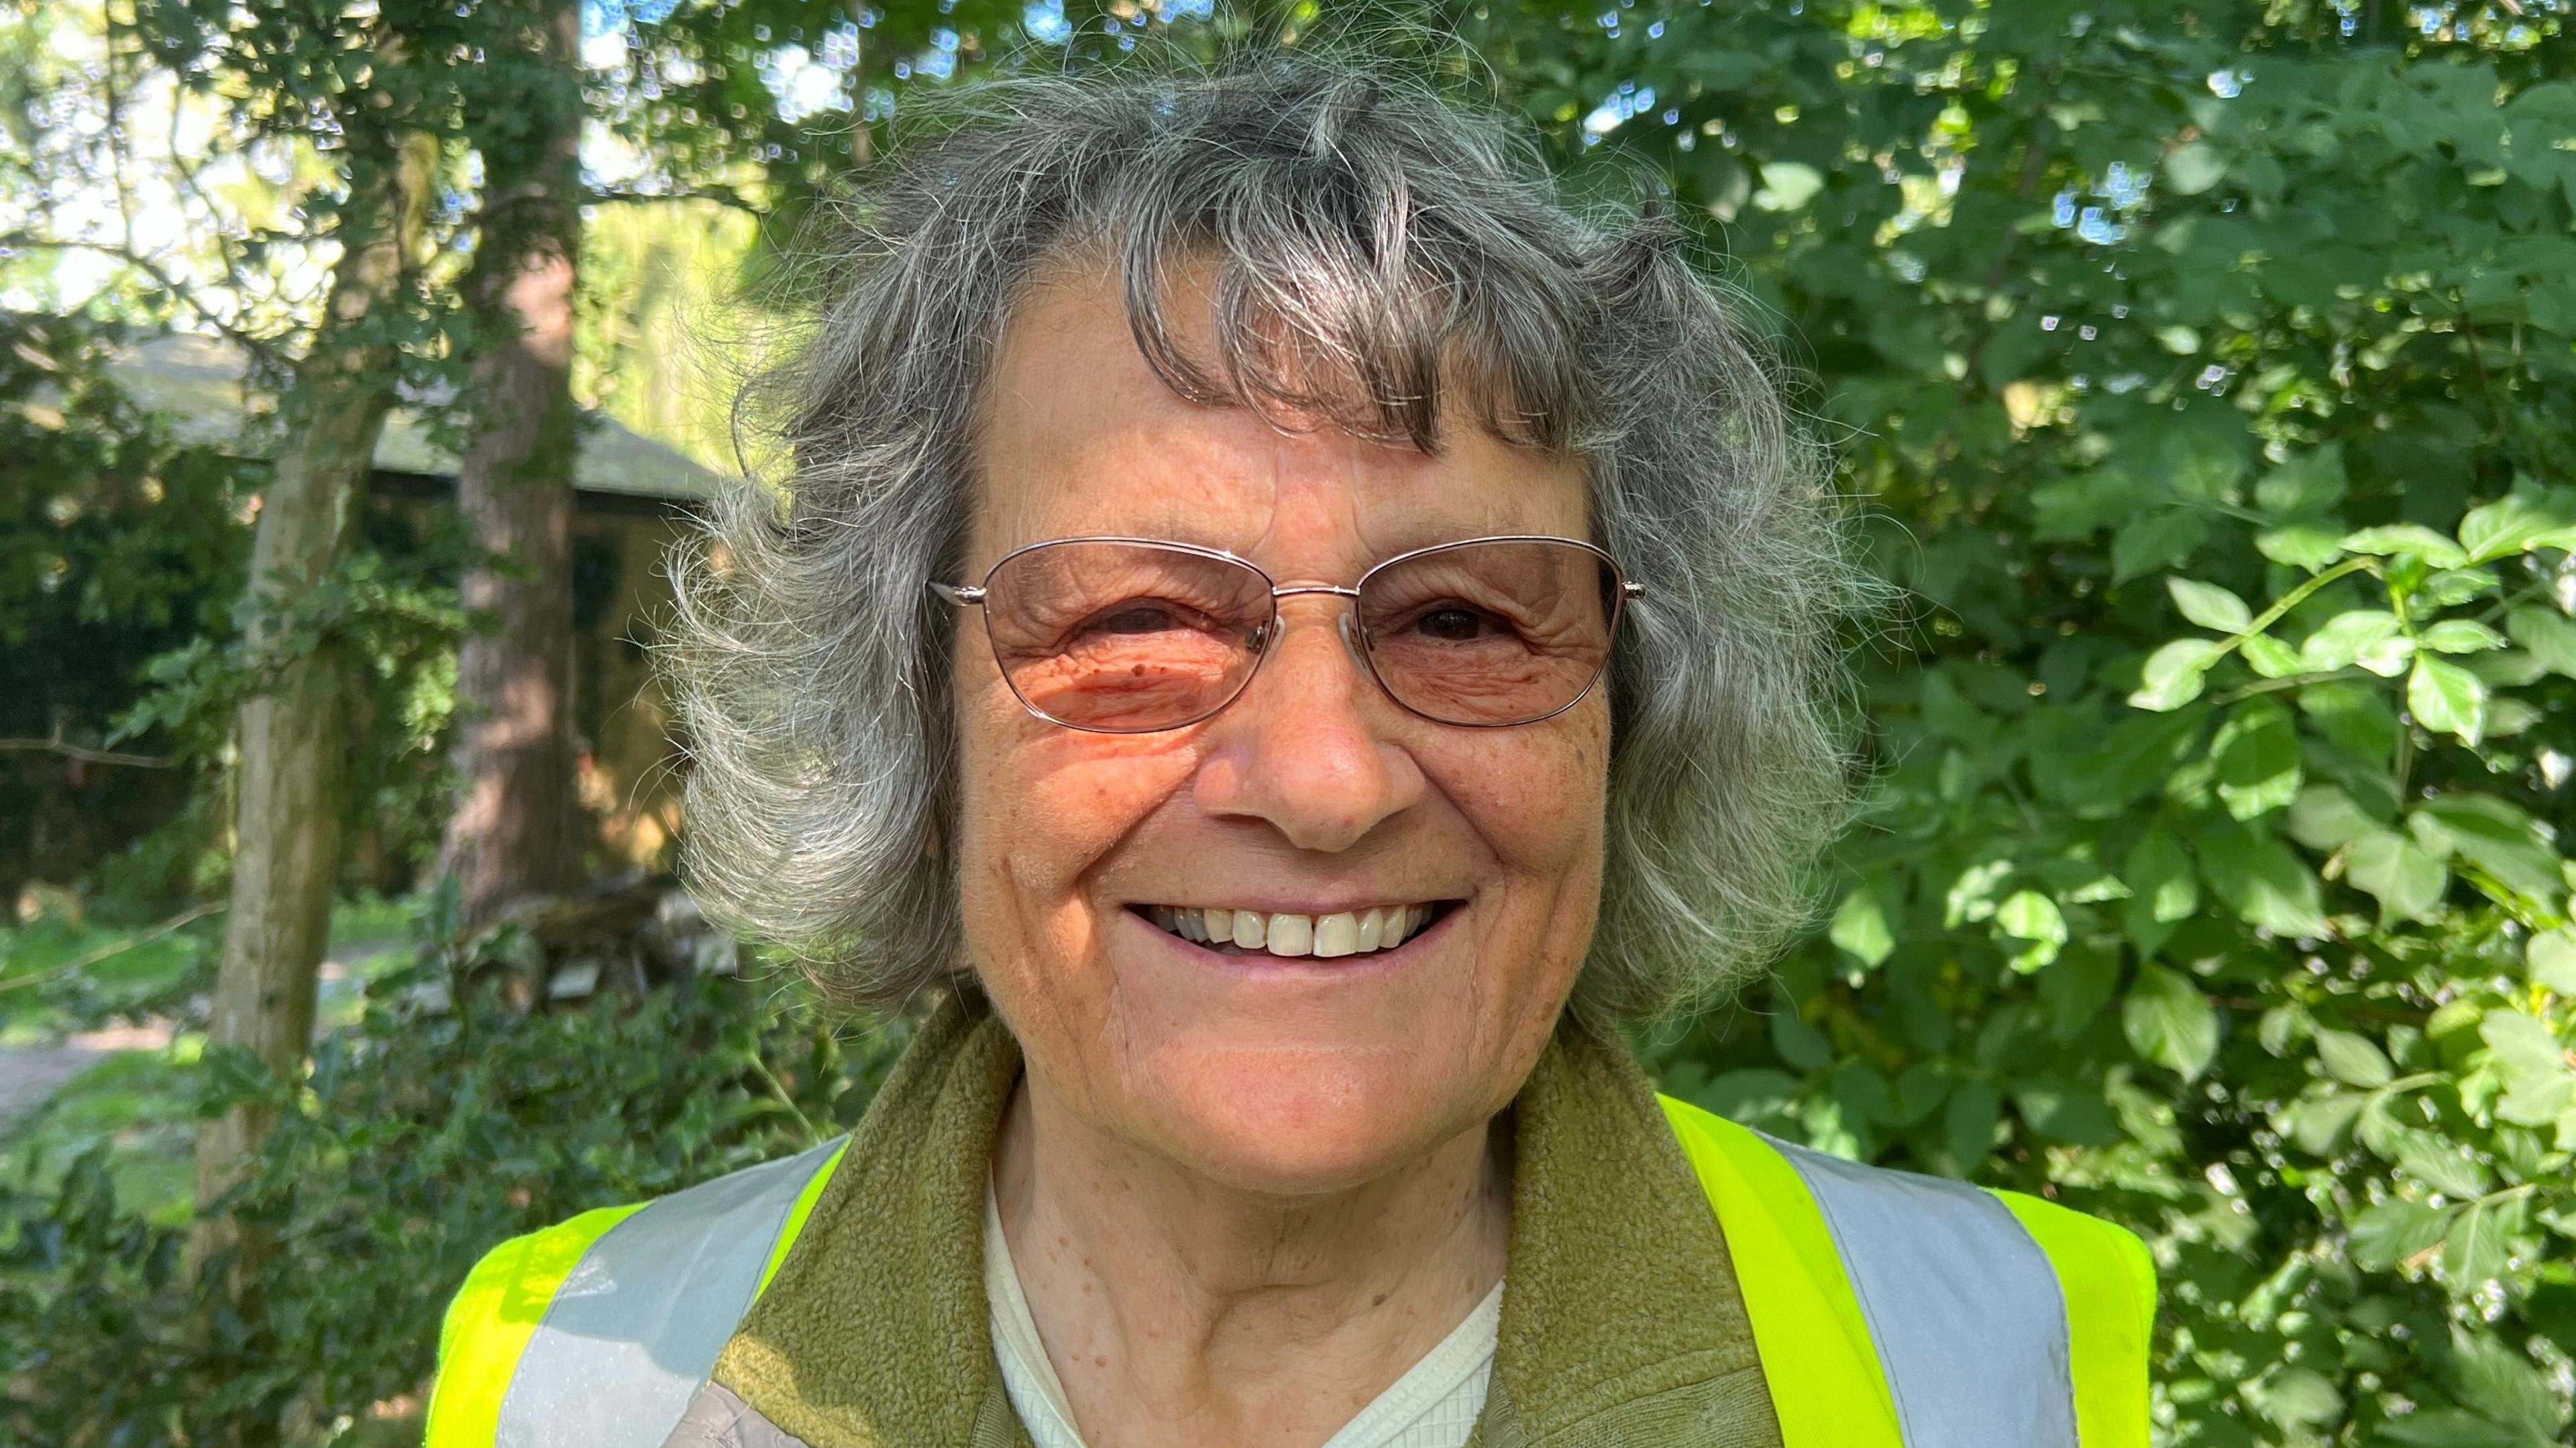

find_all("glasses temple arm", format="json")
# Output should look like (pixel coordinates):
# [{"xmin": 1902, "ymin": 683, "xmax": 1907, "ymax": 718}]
[{"xmin": 927, "ymin": 580, "xmax": 986, "ymax": 607}]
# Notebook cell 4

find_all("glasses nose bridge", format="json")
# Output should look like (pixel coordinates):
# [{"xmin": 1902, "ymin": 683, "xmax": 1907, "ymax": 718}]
[
  {"xmin": 1254, "ymin": 580, "xmax": 1369, "ymax": 672},
  {"xmin": 1269, "ymin": 580, "xmax": 1362, "ymax": 602}
]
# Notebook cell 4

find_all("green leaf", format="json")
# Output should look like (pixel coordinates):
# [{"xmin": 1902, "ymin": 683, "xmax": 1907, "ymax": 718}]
[
  {"xmin": 1769, "ymin": 1002, "xmax": 1835, "ymax": 1072},
  {"xmin": 196, "ymin": 1042, "xmax": 298, "ymax": 1117},
  {"xmin": 1753, "ymin": 161, "xmax": 1825, "ymax": 211},
  {"xmin": 1701, "ymin": 1069, "xmax": 1805, "ymax": 1130},
  {"xmin": 2212, "ymin": 698, "xmax": 2302, "ymax": 820},
  {"xmin": 2479, "ymin": 1011, "xmax": 2568, "ymax": 1090},
  {"xmin": 2123, "ymin": 828, "xmax": 2200, "ymax": 924},
  {"xmin": 2254, "ymin": 445, "xmax": 2347, "ymax": 517},
  {"xmin": 1829, "ymin": 886, "xmax": 1896, "ymax": 968},
  {"xmin": 2412, "ymin": 795, "xmax": 2565, "ymax": 903},
  {"xmin": 2485, "ymin": 698, "xmax": 2544, "ymax": 736},
  {"xmin": 2112, "ymin": 508, "xmax": 2210, "ymax": 583},
  {"xmin": 2167, "ymin": 576, "xmax": 2252, "ymax": 632},
  {"xmin": 2165, "ymin": 140, "xmax": 2227, "ymax": 194},
  {"xmin": 1943, "ymin": 1078, "xmax": 2000, "ymax": 1167},
  {"xmin": 1994, "ymin": 889, "xmax": 2067, "ymax": 972},
  {"xmin": 2452, "ymin": 1327, "xmax": 2573, "ymax": 1442},
  {"xmin": 2259, "ymin": 1003, "xmax": 2310, "ymax": 1056},
  {"xmin": 2256, "ymin": 524, "xmax": 2347, "ymax": 569},
  {"xmin": 2422, "ymin": 567, "xmax": 2502, "ymax": 607},
  {"xmin": 2497, "ymin": 1070, "xmax": 2576, "ymax": 1130},
  {"xmin": 1886, "ymin": 1061, "xmax": 1951, "ymax": 1126},
  {"xmin": 2505, "ymin": 605, "xmax": 2576, "ymax": 678},
  {"xmin": 2200, "ymin": 822, "xmax": 2332, "ymax": 938},
  {"xmin": 2377, "ymin": 1409, "xmax": 2532, "ymax": 1448},
  {"xmin": 2528, "ymin": 929, "xmax": 2576, "ymax": 993},
  {"xmin": 2008, "ymin": 1078, "xmax": 2117, "ymax": 1144},
  {"xmin": 2288, "ymin": 784, "xmax": 2377, "ymax": 850},
  {"xmin": 2341, "ymin": 524, "xmax": 2469, "ymax": 568},
  {"xmin": 2315, "ymin": 1027, "xmax": 2395, "ymax": 1087},
  {"xmin": 2348, "ymin": 1196, "xmax": 2453, "ymax": 1271},
  {"xmin": 2457, "ymin": 489, "xmax": 2576, "ymax": 561},
  {"xmin": 2473, "ymin": 650, "xmax": 2551, "ymax": 688},
  {"xmin": 2131, "ymin": 638, "xmax": 2222, "ymax": 710},
  {"xmin": 2394, "ymin": 1131, "xmax": 2491, "ymax": 1199},
  {"xmin": 2039, "ymin": 708, "xmax": 2208, "ymax": 812},
  {"xmin": 2031, "ymin": 467, "xmax": 2156, "ymax": 540},
  {"xmin": 2118, "ymin": 830, "xmax": 2196, "ymax": 958},
  {"xmin": 2300, "ymin": 610, "xmax": 2400, "ymax": 671},
  {"xmin": 2407, "ymin": 655, "xmax": 2487, "ymax": 742},
  {"xmin": 2347, "ymin": 828, "xmax": 2449, "ymax": 922},
  {"xmin": 1829, "ymin": 1062, "xmax": 1896, "ymax": 1125},
  {"xmin": 2239, "ymin": 632, "xmax": 2301, "ymax": 677},
  {"xmin": 2444, "ymin": 1198, "xmax": 2522, "ymax": 1286},
  {"xmin": 2245, "ymin": 1367, "xmax": 2342, "ymax": 1431},
  {"xmin": 2358, "ymin": 633, "xmax": 2417, "ymax": 677},
  {"xmin": 1945, "ymin": 858, "xmax": 2013, "ymax": 926},
  {"xmin": 2039, "ymin": 945, "xmax": 2119, "ymax": 1040},
  {"xmin": 2125, "ymin": 964, "xmax": 2220, "ymax": 1080},
  {"xmin": 2283, "ymin": 1091, "xmax": 2367, "ymax": 1154},
  {"xmin": 2420, "ymin": 618, "xmax": 2508, "ymax": 654}
]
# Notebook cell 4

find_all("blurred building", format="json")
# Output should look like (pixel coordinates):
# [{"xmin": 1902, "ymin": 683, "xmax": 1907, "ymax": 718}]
[{"xmin": 107, "ymin": 331, "xmax": 727, "ymax": 884}]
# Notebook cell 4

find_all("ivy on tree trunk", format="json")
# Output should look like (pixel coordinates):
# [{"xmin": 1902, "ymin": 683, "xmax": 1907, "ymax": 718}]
[{"xmin": 190, "ymin": 123, "xmax": 439, "ymax": 1290}]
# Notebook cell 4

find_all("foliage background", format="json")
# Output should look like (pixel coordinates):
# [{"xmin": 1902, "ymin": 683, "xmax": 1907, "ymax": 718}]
[{"xmin": 5, "ymin": 1, "xmax": 2574, "ymax": 1444}]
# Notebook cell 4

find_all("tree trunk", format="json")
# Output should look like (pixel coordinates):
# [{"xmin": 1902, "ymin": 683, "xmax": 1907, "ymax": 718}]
[
  {"xmin": 189, "ymin": 132, "xmax": 438, "ymax": 1278},
  {"xmin": 440, "ymin": 0, "xmax": 587, "ymax": 928}
]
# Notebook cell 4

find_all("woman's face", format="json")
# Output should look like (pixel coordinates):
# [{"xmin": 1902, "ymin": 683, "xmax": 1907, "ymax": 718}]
[{"xmin": 954, "ymin": 265, "xmax": 1609, "ymax": 1194}]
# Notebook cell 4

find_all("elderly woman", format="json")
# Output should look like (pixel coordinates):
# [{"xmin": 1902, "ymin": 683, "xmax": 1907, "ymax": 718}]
[{"xmin": 427, "ymin": 55, "xmax": 2151, "ymax": 1448}]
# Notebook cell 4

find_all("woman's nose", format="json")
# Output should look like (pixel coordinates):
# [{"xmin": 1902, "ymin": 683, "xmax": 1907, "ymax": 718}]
[{"xmin": 1191, "ymin": 598, "xmax": 1426, "ymax": 853}]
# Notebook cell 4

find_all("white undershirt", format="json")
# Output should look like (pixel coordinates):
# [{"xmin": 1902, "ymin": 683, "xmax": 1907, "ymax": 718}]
[{"xmin": 983, "ymin": 1181, "xmax": 1501, "ymax": 1448}]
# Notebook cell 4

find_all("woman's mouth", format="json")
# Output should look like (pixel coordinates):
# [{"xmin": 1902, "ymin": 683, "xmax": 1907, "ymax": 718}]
[{"xmin": 1132, "ymin": 902, "xmax": 1451, "ymax": 959}]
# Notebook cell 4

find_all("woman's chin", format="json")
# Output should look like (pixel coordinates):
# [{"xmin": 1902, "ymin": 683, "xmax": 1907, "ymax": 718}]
[{"xmin": 1119, "ymin": 1046, "xmax": 1489, "ymax": 1196}]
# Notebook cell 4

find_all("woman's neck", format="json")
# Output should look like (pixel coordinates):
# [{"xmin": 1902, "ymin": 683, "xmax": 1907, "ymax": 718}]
[{"xmin": 991, "ymin": 1072, "xmax": 1511, "ymax": 1448}]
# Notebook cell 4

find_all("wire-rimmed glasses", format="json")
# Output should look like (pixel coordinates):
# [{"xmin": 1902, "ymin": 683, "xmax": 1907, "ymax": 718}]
[{"xmin": 930, "ymin": 535, "xmax": 1644, "ymax": 734}]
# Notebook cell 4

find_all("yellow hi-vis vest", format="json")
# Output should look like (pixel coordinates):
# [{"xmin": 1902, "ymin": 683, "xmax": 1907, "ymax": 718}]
[{"xmin": 425, "ymin": 1097, "xmax": 2155, "ymax": 1448}]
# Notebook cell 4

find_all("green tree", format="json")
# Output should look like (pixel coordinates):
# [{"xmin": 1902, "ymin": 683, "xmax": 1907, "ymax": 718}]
[
  {"xmin": 131, "ymin": 14, "xmax": 452, "ymax": 1321},
  {"xmin": 1458, "ymin": 1, "xmax": 2576, "ymax": 1440}
]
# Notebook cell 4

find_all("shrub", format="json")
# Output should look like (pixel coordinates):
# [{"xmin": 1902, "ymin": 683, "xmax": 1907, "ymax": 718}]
[{"xmin": 0, "ymin": 928, "xmax": 908, "ymax": 1445}]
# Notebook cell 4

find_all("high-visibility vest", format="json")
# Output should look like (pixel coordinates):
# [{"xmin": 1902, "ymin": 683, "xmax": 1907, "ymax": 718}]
[{"xmin": 425, "ymin": 1097, "xmax": 2155, "ymax": 1448}]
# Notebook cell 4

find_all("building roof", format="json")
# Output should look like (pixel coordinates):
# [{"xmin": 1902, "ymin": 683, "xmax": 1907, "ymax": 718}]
[{"xmin": 105, "ymin": 331, "xmax": 731, "ymax": 504}]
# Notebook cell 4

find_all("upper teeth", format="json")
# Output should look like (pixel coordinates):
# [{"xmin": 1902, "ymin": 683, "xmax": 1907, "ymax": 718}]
[{"xmin": 1144, "ymin": 904, "xmax": 1436, "ymax": 958}]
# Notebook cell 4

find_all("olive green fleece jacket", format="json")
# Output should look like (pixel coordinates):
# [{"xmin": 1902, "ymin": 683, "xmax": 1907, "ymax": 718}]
[{"xmin": 662, "ymin": 994, "xmax": 1784, "ymax": 1448}]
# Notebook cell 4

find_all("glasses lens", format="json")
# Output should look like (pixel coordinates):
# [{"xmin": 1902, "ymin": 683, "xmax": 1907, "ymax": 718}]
[
  {"xmin": 1356, "ymin": 539, "xmax": 1621, "ymax": 726},
  {"xmin": 980, "ymin": 541, "xmax": 1273, "ymax": 732}
]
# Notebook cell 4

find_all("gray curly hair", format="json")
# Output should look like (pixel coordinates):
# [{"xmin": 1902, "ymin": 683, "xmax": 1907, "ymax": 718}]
[{"xmin": 663, "ymin": 50, "xmax": 1869, "ymax": 1023}]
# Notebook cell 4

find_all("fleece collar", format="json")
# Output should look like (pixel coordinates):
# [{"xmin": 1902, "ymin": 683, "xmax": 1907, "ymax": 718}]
[{"xmin": 709, "ymin": 995, "xmax": 1780, "ymax": 1448}]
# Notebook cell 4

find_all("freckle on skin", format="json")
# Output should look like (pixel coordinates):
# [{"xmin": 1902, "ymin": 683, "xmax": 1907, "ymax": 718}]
[{"xmin": 1371, "ymin": 1292, "xmax": 1388, "ymax": 1307}]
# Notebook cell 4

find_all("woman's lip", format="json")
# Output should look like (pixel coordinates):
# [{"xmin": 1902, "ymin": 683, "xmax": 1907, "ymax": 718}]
[
  {"xmin": 1122, "ymin": 900, "xmax": 1458, "ymax": 968},
  {"xmin": 1118, "ymin": 897, "xmax": 1464, "ymax": 917}
]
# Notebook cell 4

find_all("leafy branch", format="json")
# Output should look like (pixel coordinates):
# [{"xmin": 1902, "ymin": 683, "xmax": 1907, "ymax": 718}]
[{"xmin": 0, "ymin": 231, "xmax": 283, "ymax": 371}]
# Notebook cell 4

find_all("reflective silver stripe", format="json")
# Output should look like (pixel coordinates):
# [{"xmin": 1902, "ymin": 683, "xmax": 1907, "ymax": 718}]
[
  {"xmin": 1766, "ymin": 1134, "xmax": 2078, "ymax": 1448},
  {"xmin": 494, "ymin": 1138, "xmax": 845, "ymax": 1448}
]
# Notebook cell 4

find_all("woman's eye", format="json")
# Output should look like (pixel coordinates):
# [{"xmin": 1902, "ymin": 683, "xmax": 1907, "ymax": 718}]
[
  {"xmin": 1415, "ymin": 606, "xmax": 1501, "ymax": 642},
  {"xmin": 1089, "ymin": 602, "xmax": 1197, "ymax": 636}
]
